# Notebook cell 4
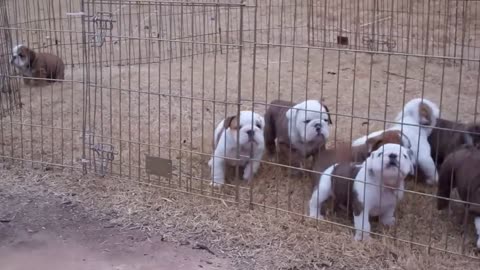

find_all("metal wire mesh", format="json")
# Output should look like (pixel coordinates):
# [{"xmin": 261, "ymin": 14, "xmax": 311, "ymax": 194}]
[{"xmin": 0, "ymin": 0, "xmax": 479, "ymax": 262}]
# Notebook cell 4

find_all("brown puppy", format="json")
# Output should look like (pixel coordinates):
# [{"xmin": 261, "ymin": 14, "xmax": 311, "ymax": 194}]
[
  {"xmin": 264, "ymin": 99, "xmax": 332, "ymax": 170},
  {"xmin": 436, "ymin": 145, "xmax": 480, "ymax": 248},
  {"xmin": 429, "ymin": 118, "xmax": 480, "ymax": 168},
  {"xmin": 11, "ymin": 44, "xmax": 65, "ymax": 86}
]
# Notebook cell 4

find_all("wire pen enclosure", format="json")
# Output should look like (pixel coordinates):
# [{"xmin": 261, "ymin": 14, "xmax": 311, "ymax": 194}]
[{"xmin": 1, "ymin": 0, "xmax": 480, "ymax": 262}]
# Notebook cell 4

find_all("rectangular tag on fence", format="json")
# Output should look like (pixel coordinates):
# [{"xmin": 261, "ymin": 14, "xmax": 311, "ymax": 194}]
[{"xmin": 145, "ymin": 155, "xmax": 172, "ymax": 179}]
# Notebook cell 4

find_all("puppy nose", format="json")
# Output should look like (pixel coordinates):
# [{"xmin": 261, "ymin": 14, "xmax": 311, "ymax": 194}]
[
  {"xmin": 388, "ymin": 153, "xmax": 397, "ymax": 159},
  {"xmin": 315, "ymin": 123, "xmax": 322, "ymax": 131},
  {"xmin": 247, "ymin": 130, "xmax": 255, "ymax": 137}
]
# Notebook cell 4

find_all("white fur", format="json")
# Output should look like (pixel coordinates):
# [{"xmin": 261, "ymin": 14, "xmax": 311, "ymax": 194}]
[
  {"xmin": 352, "ymin": 98, "xmax": 440, "ymax": 185},
  {"xmin": 11, "ymin": 44, "xmax": 31, "ymax": 76},
  {"xmin": 309, "ymin": 164, "xmax": 336, "ymax": 220},
  {"xmin": 475, "ymin": 217, "xmax": 480, "ymax": 249},
  {"xmin": 285, "ymin": 100, "xmax": 330, "ymax": 156},
  {"xmin": 208, "ymin": 111, "xmax": 265, "ymax": 187},
  {"xmin": 353, "ymin": 143, "xmax": 414, "ymax": 241}
]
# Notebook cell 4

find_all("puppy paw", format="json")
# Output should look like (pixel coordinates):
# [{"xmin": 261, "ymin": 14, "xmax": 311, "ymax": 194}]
[
  {"xmin": 380, "ymin": 216, "xmax": 396, "ymax": 227},
  {"xmin": 354, "ymin": 232, "xmax": 370, "ymax": 241},
  {"xmin": 210, "ymin": 181, "xmax": 224, "ymax": 188},
  {"xmin": 309, "ymin": 211, "xmax": 324, "ymax": 220},
  {"xmin": 425, "ymin": 177, "xmax": 437, "ymax": 186}
]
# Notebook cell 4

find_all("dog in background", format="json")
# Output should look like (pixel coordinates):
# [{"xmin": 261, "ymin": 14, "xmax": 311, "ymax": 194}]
[
  {"xmin": 208, "ymin": 111, "xmax": 265, "ymax": 187},
  {"xmin": 436, "ymin": 145, "xmax": 480, "ymax": 248},
  {"xmin": 264, "ymin": 99, "xmax": 332, "ymax": 172},
  {"xmin": 353, "ymin": 98, "xmax": 440, "ymax": 185},
  {"xmin": 11, "ymin": 44, "xmax": 65, "ymax": 86}
]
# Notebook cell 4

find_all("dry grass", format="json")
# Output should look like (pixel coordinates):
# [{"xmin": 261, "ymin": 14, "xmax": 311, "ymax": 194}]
[{"xmin": 1, "ymin": 0, "xmax": 480, "ymax": 268}]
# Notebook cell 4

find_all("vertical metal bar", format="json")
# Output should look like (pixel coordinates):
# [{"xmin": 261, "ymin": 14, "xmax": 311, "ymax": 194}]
[{"xmin": 80, "ymin": 0, "xmax": 88, "ymax": 174}]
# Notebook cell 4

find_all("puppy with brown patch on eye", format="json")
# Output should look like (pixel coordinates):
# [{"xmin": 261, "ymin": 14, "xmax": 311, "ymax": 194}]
[
  {"xmin": 264, "ymin": 99, "xmax": 332, "ymax": 172},
  {"xmin": 310, "ymin": 144, "xmax": 415, "ymax": 241},
  {"xmin": 436, "ymin": 145, "xmax": 480, "ymax": 249},
  {"xmin": 309, "ymin": 129, "xmax": 408, "ymax": 218},
  {"xmin": 10, "ymin": 44, "xmax": 65, "ymax": 86},
  {"xmin": 353, "ymin": 98, "xmax": 440, "ymax": 185},
  {"xmin": 208, "ymin": 111, "xmax": 265, "ymax": 187}
]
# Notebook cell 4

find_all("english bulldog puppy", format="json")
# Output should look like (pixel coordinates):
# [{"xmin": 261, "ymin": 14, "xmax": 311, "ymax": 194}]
[
  {"xmin": 436, "ymin": 145, "xmax": 480, "ymax": 248},
  {"xmin": 11, "ymin": 44, "xmax": 65, "ymax": 86},
  {"xmin": 208, "ymin": 111, "xmax": 265, "ymax": 187},
  {"xmin": 264, "ymin": 99, "xmax": 332, "ymax": 171},
  {"xmin": 309, "ymin": 144, "xmax": 414, "ymax": 241},
  {"xmin": 353, "ymin": 98, "xmax": 440, "ymax": 185}
]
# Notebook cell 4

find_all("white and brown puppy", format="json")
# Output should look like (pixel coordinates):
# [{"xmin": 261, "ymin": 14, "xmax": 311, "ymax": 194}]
[
  {"xmin": 436, "ymin": 145, "xmax": 480, "ymax": 248},
  {"xmin": 309, "ymin": 144, "xmax": 414, "ymax": 232},
  {"xmin": 353, "ymin": 98, "xmax": 440, "ymax": 185},
  {"xmin": 264, "ymin": 99, "xmax": 332, "ymax": 169},
  {"xmin": 11, "ymin": 44, "xmax": 65, "ymax": 86},
  {"xmin": 208, "ymin": 111, "xmax": 265, "ymax": 187},
  {"xmin": 309, "ymin": 130, "xmax": 408, "ymax": 217}
]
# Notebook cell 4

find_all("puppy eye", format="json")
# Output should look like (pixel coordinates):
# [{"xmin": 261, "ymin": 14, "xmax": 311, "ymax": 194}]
[
  {"xmin": 18, "ymin": 53, "xmax": 23, "ymax": 57},
  {"xmin": 255, "ymin": 123, "xmax": 262, "ymax": 129},
  {"xmin": 377, "ymin": 152, "xmax": 382, "ymax": 157},
  {"xmin": 303, "ymin": 120, "xmax": 311, "ymax": 124},
  {"xmin": 403, "ymin": 154, "xmax": 407, "ymax": 158}
]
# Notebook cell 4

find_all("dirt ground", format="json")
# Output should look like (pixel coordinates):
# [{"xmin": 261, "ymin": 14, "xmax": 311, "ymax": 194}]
[{"xmin": 0, "ymin": 170, "xmax": 231, "ymax": 270}]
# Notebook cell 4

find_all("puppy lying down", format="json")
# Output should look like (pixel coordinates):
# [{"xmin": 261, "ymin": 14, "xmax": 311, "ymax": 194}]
[
  {"xmin": 437, "ymin": 145, "xmax": 480, "ymax": 248},
  {"xmin": 309, "ymin": 143, "xmax": 415, "ymax": 241}
]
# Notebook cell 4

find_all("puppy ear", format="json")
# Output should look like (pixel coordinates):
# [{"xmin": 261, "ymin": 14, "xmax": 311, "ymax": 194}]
[
  {"xmin": 24, "ymin": 47, "xmax": 36, "ymax": 66},
  {"xmin": 465, "ymin": 124, "xmax": 480, "ymax": 146},
  {"xmin": 419, "ymin": 102, "xmax": 433, "ymax": 126},
  {"xmin": 322, "ymin": 103, "xmax": 333, "ymax": 125},
  {"xmin": 224, "ymin": 115, "xmax": 238, "ymax": 130},
  {"xmin": 365, "ymin": 135, "xmax": 383, "ymax": 154}
]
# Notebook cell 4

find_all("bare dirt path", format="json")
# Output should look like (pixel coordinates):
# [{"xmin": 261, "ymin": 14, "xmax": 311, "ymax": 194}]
[{"xmin": 0, "ymin": 182, "xmax": 232, "ymax": 270}]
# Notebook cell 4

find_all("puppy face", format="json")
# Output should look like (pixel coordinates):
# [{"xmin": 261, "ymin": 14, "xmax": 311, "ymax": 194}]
[
  {"xmin": 367, "ymin": 143, "xmax": 414, "ymax": 188},
  {"xmin": 286, "ymin": 100, "xmax": 331, "ymax": 144},
  {"xmin": 224, "ymin": 111, "xmax": 265, "ymax": 148},
  {"xmin": 11, "ymin": 45, "xmax": 34, "ymax": 71}
]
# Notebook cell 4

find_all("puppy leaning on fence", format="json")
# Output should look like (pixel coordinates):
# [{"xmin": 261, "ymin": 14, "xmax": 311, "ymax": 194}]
[
  {"xmin": 208, "ymin": 111, "xmax": 265, "ymax": 187},
  {"xmin": 264, "ymin": 99, "xmax": 332, "ymax": 174},
  {"xmin": 309, "ymin": 143, "xmax": 414, "ymax": 241},
  {"xmin": 436, "ymin": 144, "xmax": 480, "ymax": 249},
  {"xmin": 353, "ymin": 98, "xmax": 440, "ymax": 186},
  {"xmin": 308, "ymin": 129, "xmax": 408, "ymax": 219},
  {"xmin": 10, "ymin": 44, "xmax": 65, "ymax": 86}
]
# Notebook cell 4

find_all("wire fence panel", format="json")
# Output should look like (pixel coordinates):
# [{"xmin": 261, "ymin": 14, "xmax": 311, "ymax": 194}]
[{"xmin": 0, "ymin": 0, "xmax": 479, "ymax": 262}]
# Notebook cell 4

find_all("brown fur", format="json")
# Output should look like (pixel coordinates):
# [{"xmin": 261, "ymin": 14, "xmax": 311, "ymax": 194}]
[
  {"xmin": 264, "ymin": 99, "xmax": 331, "ymax": 167},
  {"xmin": 329, "ymin": 163, "xmax": 362, "ymax": 217},
  {"xmin": 419, "ymin": 102, "xmax": 434, "ymax": 125},
  {"xmin": 428, "ymin": 118, "xmax": 480, "ymax": 168},
  {"xmin": 212, "ymin": 115, "xmax": 238, "ymax": 149},
  {"xmin": 437, "ymin": 145, "xmax": 480, "ymax": 214},
  {"xmin": 19, "ymin": 46, "xmax": 65, "ymax": 86}
]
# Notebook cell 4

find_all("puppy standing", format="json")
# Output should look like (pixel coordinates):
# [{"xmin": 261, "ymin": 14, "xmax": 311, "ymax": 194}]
[
  {"xmin": 208, "ymin": 111, "xmax": 265, "ymax": 187},
  {"xmin": 264, "ymin": 100, "xmax": 332, "ymax": 170},
  {"xmin": 352, "ymin": 143, "xmax": 414, "ymax": 241},
  {"xmin": 436, "ymin": 145, "xmax": 480, "ymax": 248},
  {"xmin": 353, "ymin": 98, "xmax": 440, "ymax": 185},
  {"xmin": 309, "ymin": 130, "xmax": 408, "ymax": 218},
  {"xmin": 309, "ymin": 144, "xmax": 414, "ymax": 240},
  {"xmin": 11, "ymin": 44, "xmax": 65, "ymax": 86}
]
